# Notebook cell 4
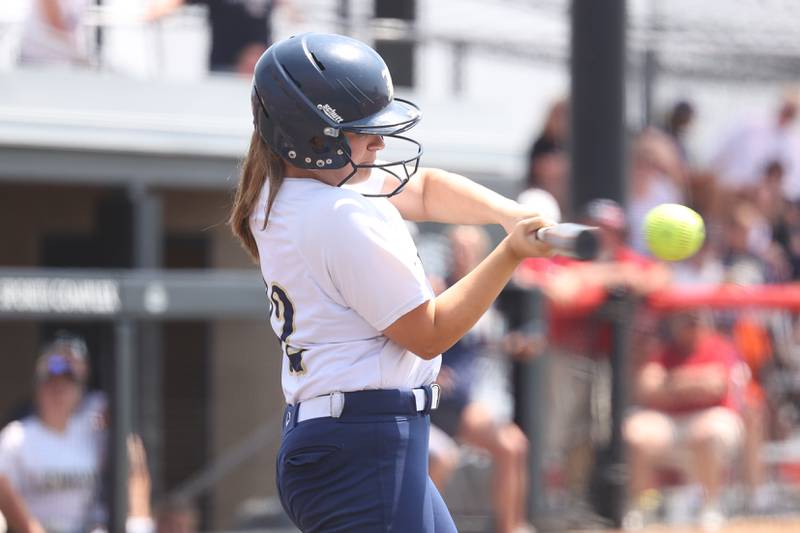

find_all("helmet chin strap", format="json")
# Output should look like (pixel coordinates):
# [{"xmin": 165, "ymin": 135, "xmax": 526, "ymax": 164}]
[
  {"xmin": 334, "ymin": 134, "xmax": 423, "ymax": 198},
  {"xmin": 335, "ymin": 162, "xmax": 360, "ymax": 189}
]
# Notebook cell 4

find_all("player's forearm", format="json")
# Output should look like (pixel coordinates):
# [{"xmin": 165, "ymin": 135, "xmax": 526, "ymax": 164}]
[
  {"xmin": 418, "ymin": 168, "xmax": 529, "ymax": 231},
  {"xmin": 0, "ymin": 477, "xmax": 37, "ymax": 533},
  {"xmin": 423, "ymin": 238, "xmax": 521, "ymax": 357},
  {"xmin": 664, "ymin": 368, "xmax": 727, "ymax": 403}
]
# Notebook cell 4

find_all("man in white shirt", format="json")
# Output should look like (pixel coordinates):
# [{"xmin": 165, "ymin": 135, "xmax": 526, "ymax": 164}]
[{"xmin": 712, "ymin": 89, "xmax": 800, "ymax": 200}]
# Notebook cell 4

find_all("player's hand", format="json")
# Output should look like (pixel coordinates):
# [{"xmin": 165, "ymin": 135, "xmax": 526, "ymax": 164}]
[
  {"xmin": 503, "ymin": 216, "xmax": 555, "ymax": 260},
  {"xmin": 127, "ymin": 434, "xmax": 152, "ymax": 518},
  {"xmin": 28, "ymin": 520, "xmax": 46, "ymax": 533}
]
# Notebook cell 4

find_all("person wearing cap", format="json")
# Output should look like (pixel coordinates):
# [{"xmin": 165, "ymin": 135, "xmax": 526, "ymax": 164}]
[
  {"xmin": 513, "ymin": 199, "xmax": 670, "ymax": 511},
  {"xmin": 622, "ymin": 311, "xmax": 745, "ymax": 531},
  {"xmin": 0, "ymin": 339, "xmax": 104, "ymax": 533}
]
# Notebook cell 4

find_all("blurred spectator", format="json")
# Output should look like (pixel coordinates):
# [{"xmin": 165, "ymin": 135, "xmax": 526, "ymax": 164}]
[
  {"xmin": 428, "ymin": 225, "xmax": 532, "ymax": 533},
  {"xmin": 662, "ymin": 100, "xmax": 696, "ymax": 165},
  {"xmin": 711, "ymin": 88, "xmax": 800, "ymax": 201},
  {"xmin": 731, "ymin": 313, "xmax": 775, "ymax": 511},
  {"xmin": 0, "ymin": 336, "xmax": 105, "ymax": 532},
  {"xmin": 754, "ymin": 161, "xmax": 789, "ymax": 227},
  {"xmin": 720, "ymin": 201, "xmax": 792, "ymax": 285},
  {"xmin": 526, "ymin": 98, "xmax": 569, "ymax": 214},
  {"xmin": 748, "ymin": 162, "xmax": 797, "ymax": 279},
  {"xmin": 761, "ymin": 163, "xmax": 800, "ymax": 279},
  {"xmin": 515, "ymin": 199, "xmax": 670, "ymax": 509},
  {"xmin": 623, "ymin": 311, "xmax": 745, "ymax": 531},
  {"xmin": 773, "ymin": 200, "xmax": 800, "ymax": 279},
  {"xmin": 628, "ymin": 128, "xmax": 688, "ymax": 255},
  {"xmin": 18, "ymin": 0, "xmax": 91, "ymax": 65},
  {"xmin": 671, "ymin": 241, "xmax": 725, "ymax": 287},
  {"xmin": 145, "ymin": 0, "xmax": 283, "ymax": 74},
  {"xmin": 427, "ymin": 423, "xmax": 461, "ymax": 493}
]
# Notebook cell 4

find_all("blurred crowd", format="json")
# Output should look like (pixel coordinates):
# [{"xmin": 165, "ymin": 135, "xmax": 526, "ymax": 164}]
[
  {"xmin": 421, "ymin": 90, "xmax": 800, "ymax": 532},
  {"xmin": 526, "ymin": 90, "xmax": 800, "ymax": 286},
  {"xmin": 12, "ymin": 0, "xmax": 287, "ymax": 75},
  {"xmin": 519, "ymin": 90, "xmax": 800, "ymax": 531}
]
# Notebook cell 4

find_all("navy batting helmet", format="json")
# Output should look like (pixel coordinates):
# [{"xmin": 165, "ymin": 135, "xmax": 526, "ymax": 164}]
[{"xmin": 251, "ymin": 32, "xmax": 422, "ymax": 195}]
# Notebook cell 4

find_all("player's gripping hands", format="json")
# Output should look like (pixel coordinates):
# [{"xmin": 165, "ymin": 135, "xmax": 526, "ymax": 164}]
[{"xmin": 501, "ymin": 216, "xmax": 555, "ymax": 261}]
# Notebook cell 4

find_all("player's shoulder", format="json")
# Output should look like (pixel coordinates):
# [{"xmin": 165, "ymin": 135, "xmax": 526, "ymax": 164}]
[
  {"xmin": 0, "ymin": 419, "xmax": 28, "ymax": 450},
  {"xmin": 312, "ymin": 186, "xmax": 378, "ymax": 229}
]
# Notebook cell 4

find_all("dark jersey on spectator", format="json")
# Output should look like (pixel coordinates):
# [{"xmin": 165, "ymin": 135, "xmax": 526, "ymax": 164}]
[{"xmin": 189, "ymin": 0, "xmax": 273, "ymax": 71}]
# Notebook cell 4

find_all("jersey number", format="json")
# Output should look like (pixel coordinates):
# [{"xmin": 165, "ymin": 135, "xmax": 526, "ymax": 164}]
[{"xmin": 269, "ymin": 284, "xmax": 306, "ymax": 376}]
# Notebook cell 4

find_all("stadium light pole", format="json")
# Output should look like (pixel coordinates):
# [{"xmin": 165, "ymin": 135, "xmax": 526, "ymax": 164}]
[{"xmin": 570, "ymin": 0, "xmax": 627, "ymax": 527}]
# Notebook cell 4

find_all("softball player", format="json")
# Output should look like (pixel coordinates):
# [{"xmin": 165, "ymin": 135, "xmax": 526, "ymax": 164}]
[
  {"xmin": 0, "ymin": 337, "xmax": 104, "ymax": 533},
  {"xmin": 229, "ymin": 32, "xmax": 553, "ymax": 532}
]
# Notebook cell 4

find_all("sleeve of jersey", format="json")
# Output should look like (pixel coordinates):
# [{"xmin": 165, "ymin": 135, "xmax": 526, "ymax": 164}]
[
  {"xmin": 322, "ymin": 201, "xmax": 432, "ymax": 332},
  {"xmin": 0, "ymin": 423, "xmax": 23, "ymax": 487}
]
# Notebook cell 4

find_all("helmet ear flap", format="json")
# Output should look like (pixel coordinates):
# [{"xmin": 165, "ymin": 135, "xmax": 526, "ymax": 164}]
[
  {"xmin": 255, "ymin": 106, "xmax": 272, "ymax": 146},
  {"xmin": 251, "ymin": 87, "xmax": 272, "ymax": 146}
]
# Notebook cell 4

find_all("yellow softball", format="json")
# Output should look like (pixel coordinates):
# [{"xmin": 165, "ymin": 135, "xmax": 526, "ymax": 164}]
[{"xmin": 643, "ymin": 203, "xmax": 705, "ymax": 261}]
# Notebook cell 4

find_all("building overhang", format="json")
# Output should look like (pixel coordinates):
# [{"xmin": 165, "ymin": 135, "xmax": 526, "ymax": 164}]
[{"xmin": 1, "ymin": 68, "xmax": 526, "ymax": 190}]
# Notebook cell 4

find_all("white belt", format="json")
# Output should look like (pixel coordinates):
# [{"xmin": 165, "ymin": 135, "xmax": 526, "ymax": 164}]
[{"xmin": 297, "ymin": 388, "xmax": 432, "ymax": 423}]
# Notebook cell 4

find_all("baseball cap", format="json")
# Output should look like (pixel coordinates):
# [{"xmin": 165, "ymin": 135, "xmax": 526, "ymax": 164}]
[
  {"xmin": 51, "ymin": 331, "xmax": 88, "ymax": 361},
  {"xmin": 35, "ymin": 353, "xmax": 80, "ymax": 383}
]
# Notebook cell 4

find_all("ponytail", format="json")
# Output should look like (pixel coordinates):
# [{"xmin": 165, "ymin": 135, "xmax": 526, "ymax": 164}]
[{"xmin": 229, "ymin": 132, "xmax": 286, "ymax": 262}]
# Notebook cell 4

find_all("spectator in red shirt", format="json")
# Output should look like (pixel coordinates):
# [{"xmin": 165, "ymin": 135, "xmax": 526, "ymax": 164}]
[
  {"xmin": 514, "ymin": 199, "xmax": 669, "ymax": 504},
  {"xmin": 623, "ymin": 311, "xmax": 745, "ymax": 531}
]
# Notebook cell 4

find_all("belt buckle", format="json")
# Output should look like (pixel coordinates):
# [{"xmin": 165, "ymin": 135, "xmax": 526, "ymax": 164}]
[
  {"xmin": 330, "ymin": 391, "xmax": 345, "ymax": 418},
  {"xmin": 429, "ymin": 383, "xmax": 441, "ymax": 410},
  {"xmin": 421, "ymin": 383, "xmax": 441, "ymax": 414}
]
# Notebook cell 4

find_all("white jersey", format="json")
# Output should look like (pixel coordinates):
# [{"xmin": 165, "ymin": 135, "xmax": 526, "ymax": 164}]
[
  {"xmin": 251, "ymin": 170, "xmax": 440, "ymax": 404},
  {"xmin": 712, "ymin": 118, "xmax": 800, "ymax": 200},
  {"xmin": 0, "ymin": 415, "xmax": 102, "ymax": 533}
]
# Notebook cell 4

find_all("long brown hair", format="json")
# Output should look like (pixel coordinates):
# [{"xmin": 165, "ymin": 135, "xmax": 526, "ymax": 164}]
[{"xmin": 229, "ymin": 132, "xmax": 286, "ymax": 262}]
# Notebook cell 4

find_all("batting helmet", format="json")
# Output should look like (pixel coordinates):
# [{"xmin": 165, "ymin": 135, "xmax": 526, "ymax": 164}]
[{"xmin": 251, "ymin": 32, "xmax": 423, "ymax": 195}]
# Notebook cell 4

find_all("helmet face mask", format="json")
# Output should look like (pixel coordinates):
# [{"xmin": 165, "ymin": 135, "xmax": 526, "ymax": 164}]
[
  {"xmin": 251, "ymin": 33, "xmax": 423, "ymax": 196},
  {"xmin": 333, "ymin": 128, "xmax": 422, "ymax": 197}
]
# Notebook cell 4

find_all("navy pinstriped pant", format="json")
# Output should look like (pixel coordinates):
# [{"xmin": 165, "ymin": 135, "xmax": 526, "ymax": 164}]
[{"xmin": 276, "ymin": 389, "xmax": 457, "ymax": 532}]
